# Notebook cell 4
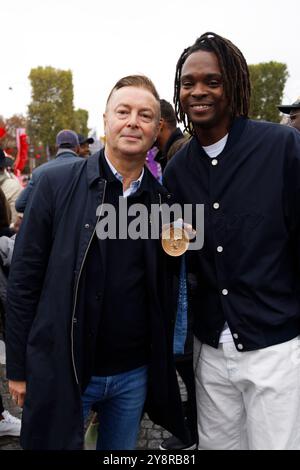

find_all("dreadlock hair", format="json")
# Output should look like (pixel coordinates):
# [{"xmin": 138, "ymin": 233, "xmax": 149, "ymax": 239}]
[{"xmin": 174, "ymin": 32, "xmax": 251, "ymax": 135}]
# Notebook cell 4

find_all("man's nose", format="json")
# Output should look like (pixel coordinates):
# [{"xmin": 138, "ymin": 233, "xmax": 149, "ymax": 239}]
[
  {"xmin": 127, "ymin": 111, "xmax": 139, "ymax": 127},
  {"xmin": 191, "ymin": 82, "xmax": 208, "ymax": 97}
]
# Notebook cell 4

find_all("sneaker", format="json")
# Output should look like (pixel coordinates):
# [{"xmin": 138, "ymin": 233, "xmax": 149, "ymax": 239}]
[
  {"xmin": 159, "ymin": 435, "xmax": 197, "ymax": 450},
  {"xmin": 0, "ymin": 410, "xmax": 21, "ymax": 437}
]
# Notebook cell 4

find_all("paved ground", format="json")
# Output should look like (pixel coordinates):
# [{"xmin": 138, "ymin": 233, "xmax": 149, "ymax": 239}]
[
  {"xmin": 0, "ymin": 364, "xmax": 22, "ymax": 450},
  {"xmin": 0, "ymin": 354, "xmax": 185, "ymax": 450}
]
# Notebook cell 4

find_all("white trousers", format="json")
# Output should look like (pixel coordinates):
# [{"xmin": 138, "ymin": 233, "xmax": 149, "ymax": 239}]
[{"xmin": 194, "ymin": 336, "xmax": 300, "ymax": 450}]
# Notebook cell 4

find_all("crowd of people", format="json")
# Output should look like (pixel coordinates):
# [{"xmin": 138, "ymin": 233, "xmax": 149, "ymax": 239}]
[{"xmin": 0, "ymin": 31, "xmax": 300, "ymax": 451}]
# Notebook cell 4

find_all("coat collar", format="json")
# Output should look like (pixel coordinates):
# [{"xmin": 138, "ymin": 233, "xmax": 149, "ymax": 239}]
[
  {"xmin": 86, "ymin": 149, "xmax": 104, "ymax": 187},
  {"xmin": 192, "ymin": 116, "xmax": 248, "ymax": 161},
  {"xmin": 86, "ymin": 148, "xmax": 170, "ymax": 198}
]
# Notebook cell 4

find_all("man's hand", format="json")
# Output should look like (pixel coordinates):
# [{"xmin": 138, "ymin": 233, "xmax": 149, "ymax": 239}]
[
  {"xmin": 162, "ymin": 219, "xmax": 196, "ymax": 240},
  {"xmin": 8, "ymin": 380, "xmax": 26, "ymax": 408}
]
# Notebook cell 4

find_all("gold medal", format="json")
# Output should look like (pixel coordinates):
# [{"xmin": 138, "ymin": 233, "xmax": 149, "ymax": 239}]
[{"xmin": 161, "ymin": 226, "xmax": 189, "ymax": 257}]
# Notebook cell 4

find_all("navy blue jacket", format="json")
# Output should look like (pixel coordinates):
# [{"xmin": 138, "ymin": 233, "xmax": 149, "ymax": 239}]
[
  {"xmin": 164, "ymin": 118, "xmax": 300, "ymax": 351},
  {"xmin": 6, "ymin": 150, "xmax": 185, "ymax": 449}
]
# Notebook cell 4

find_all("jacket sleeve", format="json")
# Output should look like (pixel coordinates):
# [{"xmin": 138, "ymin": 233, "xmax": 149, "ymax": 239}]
[{"xmin": 5, "ymin": 173, "xmax": 54, "ymax": 381}]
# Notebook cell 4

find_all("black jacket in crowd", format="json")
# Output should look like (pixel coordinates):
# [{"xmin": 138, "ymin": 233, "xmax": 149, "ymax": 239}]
[{"xmin": 164, "ymin": 117, "xmax": 300, "ymax": 352}]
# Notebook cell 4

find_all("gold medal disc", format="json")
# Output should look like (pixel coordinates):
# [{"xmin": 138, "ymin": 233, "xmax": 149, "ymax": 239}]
[{"xmin": 161, "ymin": 226, "xmax": 189, "ymax": 257}]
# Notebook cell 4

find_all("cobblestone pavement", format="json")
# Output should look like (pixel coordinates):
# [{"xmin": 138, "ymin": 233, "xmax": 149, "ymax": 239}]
[{"xmin": 0, "ymin": 363, "xmax": 185, "ymax": 450}]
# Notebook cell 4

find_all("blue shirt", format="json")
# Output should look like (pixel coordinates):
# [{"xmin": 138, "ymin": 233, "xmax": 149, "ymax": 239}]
[{"xmin": 104, "ymin": 154, "xmax": 144, "ymax": 198}]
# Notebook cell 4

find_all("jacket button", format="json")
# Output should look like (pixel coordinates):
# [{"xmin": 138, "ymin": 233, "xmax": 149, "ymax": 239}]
[
  {"xmin": 167, "ymin": 194, "xmax": 171, "ymax": 199},
  {"xmin": 85, "ymin": 224, "xmax": 90, "ymax": 229},
  {"xmin": 237, "ymin": 344, "xmax": 244, "ymax": 351},
  {"xmin": 233, "ymin": 333, "xmax": 239, "ymax": 339},
  {"xmin": 213, "ymin": 202, "xmax": 220, "ymax": 210},
  {"xmin": 73, "ymin": 317, "xmax": 77, "ymax": 324},
  {"xmin": 217, "ymin": 246, "xmax": 223, "ymax": 253},
  {"xmin": 222, "ymin": 289, "xmax": 228, "ymax": 296},
  {"xmin": 211, "ymin": 159, "xmax": 218, "ymax": 166},
  {"xmin": 96, "ymin": 292, "xmax": 102, "ymax": 301}
]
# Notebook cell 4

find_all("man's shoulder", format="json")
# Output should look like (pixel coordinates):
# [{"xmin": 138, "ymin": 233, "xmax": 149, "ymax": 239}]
[
  {"xmin": 35, "ymin": 157, "xmax": 86, "ymax": 188},
  {"xmin": 33, "ymin": 155, "xmax": 80, "ymax": 174},
  {"xmin": 247, "ymin": 118, "xmax": 299, "ymax": 139},
  {"xmin": 244, "ymin": 120, "xmax": 300, "ymax": 156},
  {"xmin": 36, "ymin": 156, "xmax": 84, "ymax": 175},
  {"xmin": 32, "ymin": 159, "xmax": 58, "ymax": 179}
]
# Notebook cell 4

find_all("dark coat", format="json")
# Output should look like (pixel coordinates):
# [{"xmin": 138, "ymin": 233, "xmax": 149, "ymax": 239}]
[
  {"xmin": 164, "ymin": 118, "xmax": 300, "ymax": 351},
  {"xmin": 6, "ymin": 150, "xmax": 186, "ymax": 449}
]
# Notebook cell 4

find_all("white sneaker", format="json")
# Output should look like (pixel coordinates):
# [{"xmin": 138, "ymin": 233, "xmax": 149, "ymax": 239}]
[{"xmin": 0, "ymin": 410, "xmax": 21, "ymax": 437}]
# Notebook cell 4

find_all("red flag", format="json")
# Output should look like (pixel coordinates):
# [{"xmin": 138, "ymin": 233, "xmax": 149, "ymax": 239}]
[
  {"xmin": 14, "ymin": 131, "xmax": 28, "ymax": 173},
  {"xmin": 0, "ymin": 127, "xmax": 6, "ymax": 139}
]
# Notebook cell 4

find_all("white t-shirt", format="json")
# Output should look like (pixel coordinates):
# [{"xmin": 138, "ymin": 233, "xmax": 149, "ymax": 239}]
[{"xmin": 202, "ymin": 134, "xmax": 233, "ymax": 344}]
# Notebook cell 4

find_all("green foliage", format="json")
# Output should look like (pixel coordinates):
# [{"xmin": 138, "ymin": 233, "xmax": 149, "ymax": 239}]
[
  {"xmin": 249, "ymin": 62, "xmax": 289, "ymax": 123},
  {"xmin": 27, "ymin": 66, "xmax": 89, "ymax": 157},
  {"xmin": 74, "ymin": 108, "xmax": 89, "ymax": 136}
]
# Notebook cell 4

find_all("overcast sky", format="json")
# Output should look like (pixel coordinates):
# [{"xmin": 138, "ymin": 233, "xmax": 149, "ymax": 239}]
[{"xmin": 1, "ymin": 0, "xmax": 299, "ymax": 136}]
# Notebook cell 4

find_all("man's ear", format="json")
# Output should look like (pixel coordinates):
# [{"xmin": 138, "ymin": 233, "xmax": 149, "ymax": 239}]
[
  {"xmin": 155, "ymin": 118, "xmax": 163, "ymax": 140},
  {"xmin": 103, "ymin": 113, "xmax": 107, "ymax": 130},
  {"xmin": 159, "ymin": 118, "xmax": 164, "ymax": 132}
]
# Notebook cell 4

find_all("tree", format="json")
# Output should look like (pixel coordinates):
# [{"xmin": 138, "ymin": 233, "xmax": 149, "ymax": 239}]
[
  {"xmin": 74, "ymin": 108, "xmax": 89, "ymax": 136},
  {"xmin": 27, "ymin": 66, "xmax": 89, "ymax": 157},
  {"xmin": 249, "ymin": 62, "xmax": 288, "ymax": 123}
]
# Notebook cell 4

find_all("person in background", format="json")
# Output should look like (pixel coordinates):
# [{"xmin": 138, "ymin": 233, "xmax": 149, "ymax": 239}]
[
  {"xmin": 278, "ymin": 97, "xmax": 300, "ymax": 131},
  {"xmin": 145, "ymin": 147, "xmax": 162, "ymax": 182},
  {"xmin": 0, "ymin": 188, "xmax": 15, "ymax": 238},
  {"xmin": 0, "ymin": 149, "xmax": 22, "ymax": 226},
  {"xmin": 15, "ymin": 130, "xmax": 80, "ymax": 213},
  {"xmin": 77, "ymin": 134, "xmax": 95, "ymax": 158},
  {"xmin": 155, "ymin": 99, "xmax": 189, "ymax": 172}
]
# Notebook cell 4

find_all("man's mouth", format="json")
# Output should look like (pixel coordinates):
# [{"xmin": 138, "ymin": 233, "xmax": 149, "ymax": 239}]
[
  {"xmin": 190, "ymin": 104, "xmax": 213, "ymax": 111},
  {"xmin": 122, "ymin": 135, "xmax": 141, "ymax": 140}
]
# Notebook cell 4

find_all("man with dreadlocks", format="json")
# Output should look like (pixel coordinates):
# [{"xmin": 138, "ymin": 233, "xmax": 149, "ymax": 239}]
[{"xmin": 164, "ymin": 32, "xmax": 300, "ymax": 450}]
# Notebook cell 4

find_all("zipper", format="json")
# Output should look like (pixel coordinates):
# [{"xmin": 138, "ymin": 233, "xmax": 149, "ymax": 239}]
[{"xmin": 71, "ymin": 180, "xmax": 107, "ymax": 384}]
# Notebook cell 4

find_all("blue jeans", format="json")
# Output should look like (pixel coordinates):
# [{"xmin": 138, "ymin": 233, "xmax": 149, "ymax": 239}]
[{"xmin": 81, "ymin": 365, "xmax": 148, "ymax": 450}]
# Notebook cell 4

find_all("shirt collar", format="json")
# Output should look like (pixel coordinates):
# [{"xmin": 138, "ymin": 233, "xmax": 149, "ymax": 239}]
[
  {"xmin": 104, "ymin": 152, "xmax": 144, "ymax": 197},
  {"xmin": 56, "ymin": 148, "xmax": 78, "ymax": 157}
]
